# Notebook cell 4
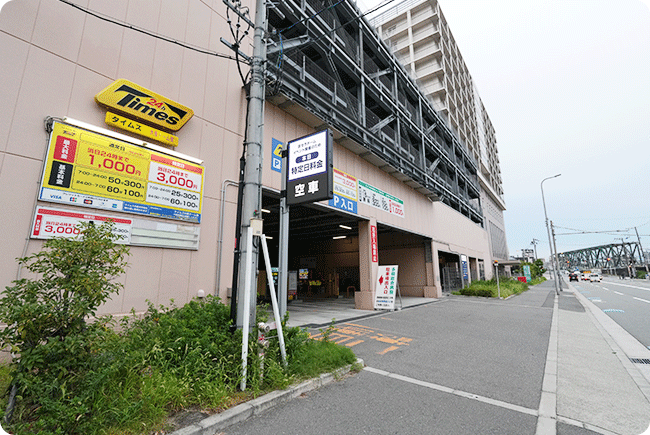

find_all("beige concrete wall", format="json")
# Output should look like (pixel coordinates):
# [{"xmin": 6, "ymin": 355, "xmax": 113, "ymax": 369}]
[
  {"xmin": 0, "ymin": 0, "xmax": 252, "ymax": 315},
  {"xmin": 1, "ymin": 0, "xmax": 495, "ymax": 317}
]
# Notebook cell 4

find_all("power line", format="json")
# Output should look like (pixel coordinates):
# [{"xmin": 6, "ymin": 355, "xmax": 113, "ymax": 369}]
[
  {"xmin": 279, "ymin": 0, "xmax": 403, "ymax": 54},
  {"xmin": 58, "ymin": 0, "xmax": 241, "ymax": 63}
]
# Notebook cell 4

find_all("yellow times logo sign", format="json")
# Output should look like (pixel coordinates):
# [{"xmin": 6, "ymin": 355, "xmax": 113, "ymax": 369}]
[{"xmin": 95, "ymin": 79, "xmax": 193, "ymax": 132}]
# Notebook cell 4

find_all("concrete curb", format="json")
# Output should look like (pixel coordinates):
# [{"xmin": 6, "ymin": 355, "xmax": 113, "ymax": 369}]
[
  {"xmin": 536, "ymin": 290, "xmax": 558, "ymax": 435},
  {"xmin": 169, "ymin": 358, "xmax": 364, "ymax": 435},
  {"xmin": 569, "ymin": 284, "xmax": 650, "ymax": 402}
]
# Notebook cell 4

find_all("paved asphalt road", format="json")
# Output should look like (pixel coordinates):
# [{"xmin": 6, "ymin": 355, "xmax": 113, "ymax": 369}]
[
  {"xmin": 571, "ymin": 277, "xmax": 650, "ymax": 349},
  {"xmin": 220, "ymin": 282, "xmax": 603, "ymax": 435}
]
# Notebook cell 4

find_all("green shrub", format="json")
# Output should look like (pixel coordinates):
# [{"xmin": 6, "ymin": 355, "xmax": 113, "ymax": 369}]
[
  {"xmin": 0, "ymin": 221, "xmax": 356, "ymax": 434},
  {"xmin": 458, "ymin": 277, "xmax": 530, "ymax": 299},
  {"xmin": 0, "ymin": 220, "xmax": 130, "ymax": 434}
]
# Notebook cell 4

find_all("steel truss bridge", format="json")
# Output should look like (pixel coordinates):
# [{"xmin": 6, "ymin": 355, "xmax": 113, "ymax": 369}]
[{"xmin": 558, "ymin": 242, "xmax": 646, "ymax": 273}]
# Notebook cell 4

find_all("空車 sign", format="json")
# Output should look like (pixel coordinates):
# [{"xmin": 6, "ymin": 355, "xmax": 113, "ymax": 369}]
[{"xmin": 286, "ymin": 129, "xmax": 333, "ymax": 205}]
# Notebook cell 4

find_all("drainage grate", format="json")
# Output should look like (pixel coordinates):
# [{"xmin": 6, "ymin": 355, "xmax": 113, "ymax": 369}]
[{"xmin": 629, "ymin": 358, "xmax": 650, "ymax": 365}]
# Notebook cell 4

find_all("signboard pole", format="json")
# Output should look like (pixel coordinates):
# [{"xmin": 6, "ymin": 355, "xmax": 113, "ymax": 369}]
[
  {"xmin": 240, "ymin": 224, "xmax": 254, "ymax": 391},
  {"xmin": 260, "ymin": 235, "xmax": 287, "ymax": 367},
  {"xmin": 278, "ymin": 149, "xmax": 289, "ymax": 318}
]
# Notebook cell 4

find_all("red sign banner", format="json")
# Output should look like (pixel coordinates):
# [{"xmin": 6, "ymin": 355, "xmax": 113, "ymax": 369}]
[{"xmin": 370, "ymin": 224, "xmax": 378, "ymax": 263}]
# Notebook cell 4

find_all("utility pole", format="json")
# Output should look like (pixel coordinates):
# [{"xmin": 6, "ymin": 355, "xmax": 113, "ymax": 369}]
[
  {"xmin": 232, "ymin": 0, "xmax": 267, "ymax": 329},
  {"xmin": 635, "ymin": 227, "xmax": 649, "ymax": 274},
  {"xmin": 551, "ymin": 221, "xmax": 561, "ymax": 292},
  {"xmin": 531, "ymin": 238, "xmax": 539, "ymax": 261}
]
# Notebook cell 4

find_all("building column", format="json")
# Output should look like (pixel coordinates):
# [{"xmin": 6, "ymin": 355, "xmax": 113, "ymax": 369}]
[
  {"xmin": 356, "ymin": 218, "xmax": 378, "ymax": 310},
  {"xmin": 425, "ymin": 241, "xmax": 442, "ymax": 298}
]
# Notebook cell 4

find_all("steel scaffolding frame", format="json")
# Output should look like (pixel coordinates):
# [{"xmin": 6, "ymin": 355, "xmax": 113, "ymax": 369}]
[{"xmin": 265, "ymin": 0, "xmax": 483, "ymax": 224}]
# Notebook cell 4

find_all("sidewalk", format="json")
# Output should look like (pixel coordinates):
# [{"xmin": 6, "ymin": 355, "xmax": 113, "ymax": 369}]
[
  {"xmin": 283, "ymin": 295, "xmax": 439, "ymax": 328},
  {"xmin": 173, "ymin": 280, "xmax": 650, "ymax": 435},
  {"xmin": 556, "ymin": 281, "xmax": 650, "ymax": 435}
]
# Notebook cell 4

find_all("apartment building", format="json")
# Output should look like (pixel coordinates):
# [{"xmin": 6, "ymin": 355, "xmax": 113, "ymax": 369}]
[{"xmin": 370, "ymin": 0, "xmax": 509, "ymax": 261}]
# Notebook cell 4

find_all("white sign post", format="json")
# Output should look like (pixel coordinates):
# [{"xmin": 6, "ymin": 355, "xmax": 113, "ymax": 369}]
[{"xmin": 374, "ymin": 265, "xmax": 399, "ymax": 310}]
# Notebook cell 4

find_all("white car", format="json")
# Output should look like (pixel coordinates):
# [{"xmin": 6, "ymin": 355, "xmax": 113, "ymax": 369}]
[{"xmin": 589, "ymin": 273, "xmax": 602, "ymax": 282}]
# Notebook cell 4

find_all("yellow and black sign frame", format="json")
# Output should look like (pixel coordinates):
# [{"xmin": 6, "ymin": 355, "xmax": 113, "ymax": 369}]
[{"xmin": 95, "ymin": 79, "xmax": 194, "ymax": 132}]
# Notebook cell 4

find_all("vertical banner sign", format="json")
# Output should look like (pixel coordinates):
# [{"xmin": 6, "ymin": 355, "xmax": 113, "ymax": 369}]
[
  {"xmin": 358, "ymin": 180, "xmax": 404, "ymax": 218},
  {"xmin": 461, "ymin": 255, "xmax": 468, "ymax": 282},
  {"xmin": 370, "ymin": 224, "xmax": 378, "ymax": 263},
  {"xmin": 523, "ymin": 265, "xmax": 532, "ymax": 283},
  {"xmin": 374, "ymin": 265, "xmax": 399, "ymax": 310},
  {"xmin": 328, "ymin": 168, "xmax": 358, "ymax": 213},
  {"xmin": 39, "ymin": 122, "xmax": 204, "ymax": 223},
  {"xmin": 271, "ymin": 138, "xmax": 283, "ymax": 173},
  {"xmin": 286, "ymin": 129, "xmax": 333, "ymax": 205}
]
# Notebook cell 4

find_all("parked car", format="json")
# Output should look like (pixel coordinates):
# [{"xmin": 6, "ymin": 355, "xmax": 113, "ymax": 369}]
[
  {"xmin": 589, "ymin": 273, "xmax": 602, "ymax": 282},
  {"xmin": 569, "ymin": 272, "xmax": 579, "ymax": 282}
]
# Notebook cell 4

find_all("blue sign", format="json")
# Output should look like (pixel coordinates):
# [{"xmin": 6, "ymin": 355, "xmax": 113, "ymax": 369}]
[
  {"xmin": 271, "ymin": 138, "xmax": 283, "ymax": 173},
  {"xmin": 329, "ymin": 194, "xmax": 357, "ymax": 213}
]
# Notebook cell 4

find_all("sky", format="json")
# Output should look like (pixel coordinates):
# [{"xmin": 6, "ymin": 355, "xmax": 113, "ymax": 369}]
[
  {"xmin": 358, "ymin": 0, "xmax": 650, "ymax": 261},
  {"xmin": 1, "ymin": 0, "xmax": 647, "ymax": 262}
]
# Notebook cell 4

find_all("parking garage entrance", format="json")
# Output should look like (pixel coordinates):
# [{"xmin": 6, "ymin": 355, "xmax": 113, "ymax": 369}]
[{"xmin": 256, "ymin": 192, "xmax": 437, "ymax": 312}]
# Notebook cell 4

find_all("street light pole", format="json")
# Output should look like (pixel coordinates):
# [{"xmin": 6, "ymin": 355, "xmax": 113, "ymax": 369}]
[{"xmin": 541, "ymin": 174, "xmax": 561, "ymax": 295}]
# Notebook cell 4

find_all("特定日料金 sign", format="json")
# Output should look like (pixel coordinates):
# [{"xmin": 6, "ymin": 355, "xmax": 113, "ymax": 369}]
[
  {"xmin": 95, "ymin": 79, "xmax": 193, "ymax": 132},
  {"xmin": 39, "ymin": 121, "xmax": 204, "ymax": 223}
]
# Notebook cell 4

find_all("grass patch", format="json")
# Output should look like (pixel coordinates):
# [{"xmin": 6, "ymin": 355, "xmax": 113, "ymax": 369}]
[
  {"xmin": 454, "ymin": 276, "xmax": 544, "ymax": 299},
  {"xmin": 2, "ymin": 297, "xmax": 356, "ymax": 435}
]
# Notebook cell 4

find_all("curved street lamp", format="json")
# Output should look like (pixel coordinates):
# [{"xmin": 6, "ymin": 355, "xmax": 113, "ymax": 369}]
[{"xmin": 541, "ymin": 174, "xmax": 561, "ymax": 295}]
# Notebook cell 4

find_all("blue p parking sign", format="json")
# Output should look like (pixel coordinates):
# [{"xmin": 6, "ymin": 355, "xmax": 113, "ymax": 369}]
[{"xmin": 271, "ymin": 138, "xmax": 283, "ymax": 173}]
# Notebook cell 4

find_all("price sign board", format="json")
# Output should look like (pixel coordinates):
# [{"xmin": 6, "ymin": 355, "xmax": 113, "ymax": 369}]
[
  {"xmin": 31, "ymin": 206, "xmax": 132, "ymax": 243},
  {"xmin": 39, "ymin": 122, "xmax": 204, "ymax": 223},
  {"xmin": 328, "ymin": 168, "xmax": 358, "ymax": 213},
  {"xmin": 374, "ymin": 265, "xmax": 398, "ymax": 310},
  {"xmin": 286, "ymin": 129, "xmax": 333, "ymax": 205}
]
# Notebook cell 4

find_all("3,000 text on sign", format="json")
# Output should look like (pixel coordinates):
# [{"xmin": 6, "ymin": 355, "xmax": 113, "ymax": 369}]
[{"xmin": 39, "ymin": 122, "xmax": 204, "ymax": 223}]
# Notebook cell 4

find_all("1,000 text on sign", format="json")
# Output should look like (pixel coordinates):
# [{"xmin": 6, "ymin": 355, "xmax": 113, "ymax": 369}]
[{"xmin": 39, "ymin": 122, "xmax": 204, "ymax": 223}]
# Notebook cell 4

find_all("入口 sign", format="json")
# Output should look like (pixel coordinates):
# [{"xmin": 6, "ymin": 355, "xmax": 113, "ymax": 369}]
[
  {"xmin": 329, "ymin": 168, "xmax": 358, "ymax": 213},
  {"xmin": 286, "ymin": 129, "xmax": 333, "ymax": 205},
  {"xmin": 374, "ymin": 265, "xmax": 399, "ymax": 310}
]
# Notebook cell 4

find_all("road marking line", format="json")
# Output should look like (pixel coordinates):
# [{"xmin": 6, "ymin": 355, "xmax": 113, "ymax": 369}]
[
  {"xmin": 363, "ymin": 366, "xmax": 538, "ymax": 417},
  {"xmin": 344, "ymin": 339, "xmax": 364, "ymax": 347},
  {"xmin": 376, "ymin": 345, "xmax": 399, "ymax": 355},
  {"xmin": 614, "ymin": 291, "xmax": 624, "ymax": 295},
  {"xmin": 633, "ymin": 297, "xmax": 650, "ymax": 304},
  {"xmin": 606, "ymin": 282, "xmax": 650, "ymax": 292}
]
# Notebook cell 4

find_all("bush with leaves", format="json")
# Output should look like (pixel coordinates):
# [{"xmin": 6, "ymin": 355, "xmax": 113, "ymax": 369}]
[{"xmin": 0, "ymin": 220, "xmax": 129, "ymax": 432}]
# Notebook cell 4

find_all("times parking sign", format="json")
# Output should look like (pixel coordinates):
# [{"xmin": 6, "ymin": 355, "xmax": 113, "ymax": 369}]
[{"xmin": 286, "ymin": 129, "xmax": 333, "ymax": 205}]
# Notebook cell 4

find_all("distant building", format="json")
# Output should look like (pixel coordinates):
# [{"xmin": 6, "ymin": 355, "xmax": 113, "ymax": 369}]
[{"xmin": 369, "ymin": 0, "xmax": 508, "ymax": 262}]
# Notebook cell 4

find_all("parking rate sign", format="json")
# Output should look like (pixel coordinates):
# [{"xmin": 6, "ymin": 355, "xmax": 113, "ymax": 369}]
[{"xmin": 286, "ymin": 129, "xmax": 333, "ymax": 205}]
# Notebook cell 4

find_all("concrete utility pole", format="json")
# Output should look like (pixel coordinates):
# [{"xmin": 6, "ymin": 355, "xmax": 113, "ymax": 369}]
[
  {"xmin": 531, "ymin": 238, "xmax": 539, "ymax": 261},
  {"xmin": 635, "ymin": 227, "xmax": 649, "ymax": 274},
  {"xmin": 551, "ymin": 221, "xmax": 561, "ymax": 292},
  {"xmin": 236, "ymin": 0, "xmax": 267, "ymax": 328}
]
